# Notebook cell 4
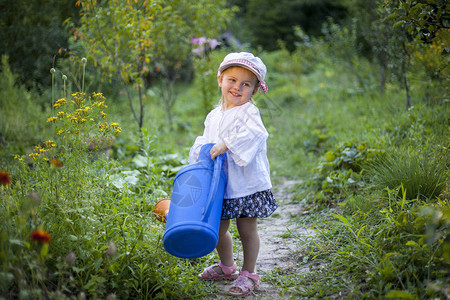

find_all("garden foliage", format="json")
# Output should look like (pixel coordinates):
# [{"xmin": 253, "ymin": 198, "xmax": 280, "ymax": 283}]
[
  {"xmin": 0, "ymin": 1, "xmax": 448, "ymax": 299},
  {"xmin": 0, "ymin": 59, "xmax": 211, "ymax": 299},
  {"xmin": 70, "ymin": 0, "xmax": 232, "ymax": 132}
]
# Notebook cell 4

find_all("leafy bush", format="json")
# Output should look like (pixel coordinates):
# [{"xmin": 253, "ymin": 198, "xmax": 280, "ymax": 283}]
[
  {"xmin": 302, "ymin": 128, "xmax": 332, "ymax": 154},
  {"xmin": 0, "ymin": 153, "xmax": 205, "ymax": 299},
  {"xmin": 0, "ymin": 74, "xmax": 206, "ymax": 298},
  {"xmin": 308, "ymin": 140, "xmax": 383, "ymax": 205}
]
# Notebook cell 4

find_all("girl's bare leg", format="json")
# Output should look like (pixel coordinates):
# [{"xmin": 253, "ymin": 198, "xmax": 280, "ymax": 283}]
[
  {"xmin": 228, "ymin": 217, "xmax": 259, "ymax": 293},
  {"xmin": 236, "ymin": 217, "xmax": 259, "ymax": 273},
  {"xmin": 215, "ymin": 219, "xmax": 235, "ymax": 268}
]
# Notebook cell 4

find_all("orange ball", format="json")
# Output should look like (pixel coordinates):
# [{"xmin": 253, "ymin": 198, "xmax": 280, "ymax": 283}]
[{"xmin": 154, "ymin": 198, "xmax": 170, "ymax": 223}]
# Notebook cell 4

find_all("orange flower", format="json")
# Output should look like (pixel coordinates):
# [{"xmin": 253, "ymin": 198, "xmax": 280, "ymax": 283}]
[
  {"xmin": 0, "ymin": 171, "xmax": 11, "ymax": 186},
  {"xmin": 30, "ymin": 229, "xmax": 51, "ymax": 244},
  {"xmin": 50, "ymin": 159, "xmax": 63, "ymax": 168}
]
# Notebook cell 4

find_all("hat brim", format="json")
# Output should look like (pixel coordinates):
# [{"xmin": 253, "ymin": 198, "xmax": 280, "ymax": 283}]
[{"xmin": 219, "ymin": 63, "xmax": 263, "ymax": 82}]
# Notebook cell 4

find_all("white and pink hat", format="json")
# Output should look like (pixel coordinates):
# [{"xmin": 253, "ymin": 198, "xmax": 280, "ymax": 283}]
[{"xmin": 217, "ymin": 52, "xmax": 268, "ymax": 94}]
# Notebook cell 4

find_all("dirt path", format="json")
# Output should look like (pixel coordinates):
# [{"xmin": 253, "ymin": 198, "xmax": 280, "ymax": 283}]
[{"xmin": 208, "ymin": 179, "xmax": 316, "ymax": 299}]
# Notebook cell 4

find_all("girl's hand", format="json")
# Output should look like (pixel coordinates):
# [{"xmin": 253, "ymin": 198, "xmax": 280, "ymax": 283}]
[{"xmin": 210, "ymin": 142, "xmax": 228, "ymax": 160}]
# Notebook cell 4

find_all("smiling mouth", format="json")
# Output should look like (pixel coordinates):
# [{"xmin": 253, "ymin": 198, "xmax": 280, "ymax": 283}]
[{"xmin": 230, "ymin": 91, "xmax": 241, "ymax": 97}]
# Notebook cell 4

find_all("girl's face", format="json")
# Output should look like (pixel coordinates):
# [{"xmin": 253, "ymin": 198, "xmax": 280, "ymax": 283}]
[{"xmin": 218, "ymin": 67, "xmax": 258, "ymax": 110}]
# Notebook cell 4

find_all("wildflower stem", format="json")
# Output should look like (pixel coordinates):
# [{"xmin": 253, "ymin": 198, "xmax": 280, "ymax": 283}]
[
  {"xmin": 82, "ymin": 65, "xmax": 85, "ymax": 93},
  {"xmin": 50, "ymin": 68, "xmax": 56, "ymax": 114},
  {"xmin": 62, "ymin": 74, "xmax": 67, "ymax": 98},
  {"xmin": 81, "ymin": 58, "xmax": 87, "ymax": 93},
  {"xmin": 52, "ymin": 75, "xmax": 54, "ymax": 113}
]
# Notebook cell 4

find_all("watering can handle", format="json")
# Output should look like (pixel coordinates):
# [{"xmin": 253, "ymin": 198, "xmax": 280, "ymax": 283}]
[{"xmin": 201, "ymin": 153, "xmax": 224, "ymax": 223}]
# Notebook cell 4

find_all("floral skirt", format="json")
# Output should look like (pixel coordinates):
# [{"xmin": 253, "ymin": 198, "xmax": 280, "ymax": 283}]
[{"xmin": 221, "ymin": 189, "xmax": 278, "ymax": 220}]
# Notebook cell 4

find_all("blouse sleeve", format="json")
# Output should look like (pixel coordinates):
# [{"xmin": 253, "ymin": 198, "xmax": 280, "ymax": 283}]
[
  {"xmin": 222, "ymin": 107, "xmax": 268, "ymax": 167},
  {"xmin": 188, "ymin": 112, "xmax": 212, "ymax": 164}
]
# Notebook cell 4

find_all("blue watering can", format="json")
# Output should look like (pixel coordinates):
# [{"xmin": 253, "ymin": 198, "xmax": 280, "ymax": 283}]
[{"xmin": 162, "ymin": 143, "xmax": 227, "ymax": 259}]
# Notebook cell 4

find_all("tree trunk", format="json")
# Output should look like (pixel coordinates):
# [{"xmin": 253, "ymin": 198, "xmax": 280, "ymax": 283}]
[
  {"xmin": 137, "ymin": 85, "xmax": 145, "ymax": 149},
  {"xmin": 380, "ymin": 64, "xmax": 386, "ymax": 96},
  {"xmin": 401, "ymin": 43, "xmax": 411, "ymax": 109},
  {"xmin": 402, "ymin": 60, "xmax": 411, "ymax": 109},
  {"xmin": 138, "ymin": 85, "xmax": 144, "ymax": 130}
]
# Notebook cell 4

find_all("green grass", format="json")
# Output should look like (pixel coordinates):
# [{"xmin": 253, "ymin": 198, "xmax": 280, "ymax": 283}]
[{"xmin": 367, "ymin": 147, "xmax": 447, "ymax": 201}]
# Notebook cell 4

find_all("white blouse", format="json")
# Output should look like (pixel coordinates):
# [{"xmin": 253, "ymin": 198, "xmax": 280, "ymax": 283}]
[{"xmin": 189, "ymin": 102, "xmax": 272, "ymax": 199}]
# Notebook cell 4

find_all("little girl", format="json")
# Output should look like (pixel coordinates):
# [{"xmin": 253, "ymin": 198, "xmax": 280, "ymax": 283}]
[{"xmin": 189, "ymin": 52, "xmax": 277, "ymax": 297}]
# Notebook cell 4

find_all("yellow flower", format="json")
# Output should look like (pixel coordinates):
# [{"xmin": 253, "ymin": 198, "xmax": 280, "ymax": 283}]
[
  {"xmin": 28, "ymin": 153, "xmax": 39, "ymax": 160},
  {"xmin": 57, "ymin": 112, "xmax": 65, "ymax": 118},
  {"xmin": 98, "ymin": 122, "xmax": 108, "ymax": 132},
  {"xmin": 92, "ymin": 92, "xmax": 105, "ymax": 102},
  {"xmin": 44, "ymin": 140, "xmax": 56, "ymax": 148},
  {"xmin": 72, "ymin": 92, "xmax": 85, "ymax": 106},
  {"xmin": 110, "ymin": 122, "xmax": 121, "ymax": 133},
  {"xmin": 57, "ymin": 129, "xmax": 65, "ymax": 135},
  {"xmin": 47, "ymin": 117, "xmax": 57, "ymax": 123},
  {"xmin": 94, "ymin": 101, "xmax": 107, "ymax": 108},
  {"xmin": 54, "ymin": 98, "xmax": 66, "ymax": 108},
  {"xmin": 100, "ymin": 111, "xmax": 107, "ymax": 119}
]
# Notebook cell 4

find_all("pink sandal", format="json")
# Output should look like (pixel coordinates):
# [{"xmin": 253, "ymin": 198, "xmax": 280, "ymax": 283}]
[
  {"xmin": 198, "ymin": 261, "xmax": 239, "ymax": 281},
  {"xmin": 228, "ymin": 270, "xmax": 260, "ymax": 297}
]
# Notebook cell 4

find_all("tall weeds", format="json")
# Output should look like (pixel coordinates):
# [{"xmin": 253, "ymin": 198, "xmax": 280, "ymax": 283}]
[
  {"xmin": 367, "ymin": 147, "xmax": 447, "ymax": 201},
  {"xmin": 0, "ymin": 60, "xmax": 212, "ymax": 299}
]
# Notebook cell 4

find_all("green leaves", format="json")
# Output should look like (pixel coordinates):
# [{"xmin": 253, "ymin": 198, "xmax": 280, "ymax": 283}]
[
  {"xmin": 384, "ymin": 0, "xmax": 448, "ymax": 44},
  {"xmin": 73, "ymin": 0, "xmax": 232, "ymax": 130},
  {"xmin": 386, "ymin": 290, "xmax": 416, "ymax": 300},
  {"xmin": 309, "ymin": 140, "xmax": 383, "ymax": 204}
]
